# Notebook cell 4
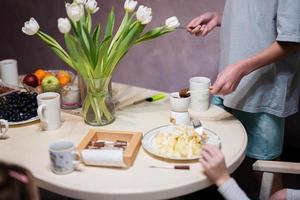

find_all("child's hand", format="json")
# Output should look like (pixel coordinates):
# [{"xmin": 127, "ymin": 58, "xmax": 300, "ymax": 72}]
[
  {"xmin": 186, "ymin": 12, "xmax": 222, "ymax": 36},
  {"xmin": 200, "ymin": 145, "xmax": 230, "ymax": 187},
  {"xmin": 209, "ymin": 62, "xmax": 245, "ymax": 95}
]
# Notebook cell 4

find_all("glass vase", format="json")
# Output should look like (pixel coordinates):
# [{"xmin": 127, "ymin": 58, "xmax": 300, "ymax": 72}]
[{"xmin": 82, "ymin": 76, "xmax": 115, "ymax": 126}]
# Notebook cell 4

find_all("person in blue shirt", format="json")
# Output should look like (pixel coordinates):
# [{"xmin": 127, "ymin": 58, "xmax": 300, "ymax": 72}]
[{"xmin": 187, "ymin": 0, "xmax": 300, "ymax": 197}]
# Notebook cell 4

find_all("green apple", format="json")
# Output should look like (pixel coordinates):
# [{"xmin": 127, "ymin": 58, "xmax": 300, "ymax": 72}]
[{"xmin": 42, "ymin": 75, "xmax": 61, "ymax": 93}]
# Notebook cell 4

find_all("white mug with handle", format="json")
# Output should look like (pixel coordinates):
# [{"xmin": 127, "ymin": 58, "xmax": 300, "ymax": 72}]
[
  {"xmin": 37, "ymin": 92, "xmax": 61, "ymax": 131},
  {"xmin": 0, "ymin": 119, "xmax": 8, "ymax": 139},
  {"xmin": 49, "ymin": 140, "xmax": 81, "ymax": 175}
]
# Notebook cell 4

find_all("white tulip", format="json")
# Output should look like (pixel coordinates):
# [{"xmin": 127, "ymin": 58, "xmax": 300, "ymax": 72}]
[
  {"xmin": 22, "ymin": 17, "xmax": 40, "ymax": 35},
  {"xmin": 165, "ymin": 16, "xmax": 180, "ymax": 29},
  {"xmin": 74, "ymin": 0, "xmax": 86, "ymax": 4},
  {"xmin": 58, "ymin": 18, "xmax": 71, "ymax": 34},
  {"xmin": 124, "ymin": 0, "xmax": 137, "ymax": 13},
  {"xmin": 66, "ymin": 3, "xmax": 84, "ymax": 22},
  {"xmin": 136, "ymin": 5, "xmax": 152, "ymax": 25},
  {"xmin": 85, "ymin": 0, "xmax": 99, "ymax": 14}
]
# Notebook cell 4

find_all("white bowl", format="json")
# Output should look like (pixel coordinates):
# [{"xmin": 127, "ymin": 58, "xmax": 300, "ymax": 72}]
[{"xmin": 169, "ymin": 92, "xmax": 191, "ymax": 112}]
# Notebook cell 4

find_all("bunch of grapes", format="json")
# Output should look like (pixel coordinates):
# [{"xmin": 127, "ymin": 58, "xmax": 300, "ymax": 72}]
[{"xmin": 0, "ymin": 91, "xmax": 38, "ymax": 122}]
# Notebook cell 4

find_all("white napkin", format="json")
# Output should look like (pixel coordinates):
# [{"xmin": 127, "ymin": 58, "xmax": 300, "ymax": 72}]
[
  {"xmin": 81, "ymin": 149, "xmax": 126, "ymax": 168},
  {"xmin": 188, "ymin": 104, "xmax": 232, "ymax": 121}
]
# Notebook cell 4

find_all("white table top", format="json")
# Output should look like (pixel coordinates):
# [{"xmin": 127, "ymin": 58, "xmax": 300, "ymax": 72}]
[{"xmin": 0, "ymin": 83, "xmax": 247, "ymax": 200}]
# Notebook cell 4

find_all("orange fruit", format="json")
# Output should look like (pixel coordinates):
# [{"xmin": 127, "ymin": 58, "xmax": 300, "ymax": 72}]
[
  {"xmin": 56, "ymin": 70, "xmax": 71, "ymax": 87},
  {"xmin": 58, "ymin": 76, "xmax": 71, "ymax": 87},
  {"xmin": 34, "ymin": 69, "xmax": 47, "ymax": 85}
]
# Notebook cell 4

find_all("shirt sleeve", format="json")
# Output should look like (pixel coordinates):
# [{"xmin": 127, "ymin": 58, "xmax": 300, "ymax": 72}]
[
  {"xmin": 218, "ymin": 178, "xmax": 250, "ymax": 200},
  {"xmin": 276, "ymin": 0, "xmax": 300, "ymax": 43},
  {"xmin": 287, "ymin": 189, "xmax": 300, "ymax": 200}
]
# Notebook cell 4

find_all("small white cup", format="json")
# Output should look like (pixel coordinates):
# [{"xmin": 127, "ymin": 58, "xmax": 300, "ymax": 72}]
[
  {"xmin": 37, "ymin": 92, "xmax": 61, "ymax": 131},
  {"xmin": 170, "ymin": 111, "xmax": 191, "ymax": 125},
  {"xmin": 49, "ymin": 140, "xmax": 80, "ymax": 175},
  {"xmin": 189, "ymin": 77, "xmax": 211, "ymax": 91},
  {"xmin": 61, "ymin": 85, "xmax": 81, "ymax": 109},
  {"xmin": 0, "ymin": 119, "xmax": 8, "ymax": 139},
  {"xmin": 190, "ymin": 90, "xmax": 210, "ymax": 112},
  {"xmin": 0, "ymin": 59, "xmax": 19, "ymax": 86},
  {"xmin": 169, "ymin": 92, "xmax": 191, "ymax": 112}
]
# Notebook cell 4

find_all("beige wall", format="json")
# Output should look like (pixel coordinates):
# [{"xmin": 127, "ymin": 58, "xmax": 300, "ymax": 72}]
[{"xmin": 0, "ymin": 0, "xmax": 224, "ymax": 92}]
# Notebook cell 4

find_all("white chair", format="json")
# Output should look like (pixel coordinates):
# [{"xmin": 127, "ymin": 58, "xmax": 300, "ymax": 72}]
[{"xmin": 252, "ymin": 160, "xmax": 300, "ymax": 200}]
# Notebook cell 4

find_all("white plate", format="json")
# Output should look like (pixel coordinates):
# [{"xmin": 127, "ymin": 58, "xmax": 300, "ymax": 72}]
[
  {"xmin": 8, "ymin": 116, "xmax": 39, "ymax": 125},
  {"xmin": 142, "ymin": 125, "xmax": 221, "ymax": 161}
]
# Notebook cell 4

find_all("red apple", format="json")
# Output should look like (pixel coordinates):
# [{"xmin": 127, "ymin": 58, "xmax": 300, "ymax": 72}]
[{"xmin": 23, "ymin": 74, "xmax": 39, "ymax": 88}]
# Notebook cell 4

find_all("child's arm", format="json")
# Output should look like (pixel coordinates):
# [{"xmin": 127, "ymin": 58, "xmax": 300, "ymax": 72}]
[
  {"xmin": 210, "ymin": 41, "xmax": 300, "ymax": 95},
  {"xmin": 200, "ymin": 145, "xmax": 250, "ymax": 200}
]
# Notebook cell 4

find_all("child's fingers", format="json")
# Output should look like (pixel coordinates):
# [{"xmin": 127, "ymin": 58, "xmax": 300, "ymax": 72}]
[
  {"xmin": 202, "ymin": 26, "xmax": 209, "ymax": 36},
  {"xmin": 187, "ymin": 18, "xmax": 198, "ymax": 28},
  {"xmin": 207, "ymin": 145, "xmax": 223, "ymax": 159},
  {"xmin": 203, "ymin": 145, "xmax": 225, "ymax": 161},
  {"xmin": 199, "ymin": 25, "xmax": 206, "ymax": 34},
  {"xmin": 200, "ymin": 158, "xmax": 209, "ymax": 169},
  {"xmin": 187, "ymin": 17, "xmax": 201, "ymax": 31},
  {"xmin": 209, "ymin": 82, "xmax": 223, "ymax": 95},
  {"xmin": 186, "ymin": 26, "xmax": 193, "ymax": 32},
  {"xmin": 201, "ymin": 150, "xmax": 213, "ymax": 163},
  {"xmin": 191, "ymin": 25, "xmax": 202, "ymax": 34},
  {"xmin": 203, "ymin": 145, "xmax": 215, "ymax": 157},
  {"xmin": 188, "ymin": 16, "xmax": 204, "ymax": 28},
  {"xmin": 203, "ymin": 144, "xmax": 216, "ymax": 151}
]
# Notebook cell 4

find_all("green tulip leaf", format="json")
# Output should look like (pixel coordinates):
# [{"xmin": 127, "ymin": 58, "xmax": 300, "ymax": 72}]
[
  {"xmin": 104, "ymin": 7, "xmax": 115, "ymax": 40},
  {"xmin": 83, "ymin": 26, "xmax": 97, "ymax": 68},
  {"xmin": 86, "ymin": 13, "xmax": 92, "ymax": 33},
  {"xmin": 135, "ymin": 27, "xmax": 173, "ymax": 44},
  {"xmin": 36, "ymin": 31, "xmax": 73, "ymax": 68},
  {"xmin": 92, "ymin": 25, "xmax": 101, "ymax": 45},
  {"xmin": 106, "ymin": 23, "xmax": 145, "ymax": 75},
  {"xmin": 64, "ymin": 34, "xmax": 93, "ymax": 78}
]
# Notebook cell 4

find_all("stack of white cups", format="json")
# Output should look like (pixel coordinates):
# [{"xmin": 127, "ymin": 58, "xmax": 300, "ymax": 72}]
[
  {"xmin": 169, "ymin": 92, "xmax": 191, "ymax": 125},
  {"xmin": 189, "ymin": 77, "xmax": 211, "ymax": 112}
]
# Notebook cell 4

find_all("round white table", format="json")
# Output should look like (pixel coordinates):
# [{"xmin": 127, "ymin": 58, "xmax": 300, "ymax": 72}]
[{"xmin": 0, "ymin": 83, "xmax": 247, "ymax": 200}]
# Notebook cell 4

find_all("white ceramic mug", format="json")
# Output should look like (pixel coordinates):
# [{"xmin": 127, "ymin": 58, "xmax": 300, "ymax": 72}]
[
  {"xmin": 0, "ymin": 119, "xmax": 8, "ymax": 139},
  {"xmin": 190, "ymin": 90, "xmax": 210, "ymax": 112},
  {"xmin": 49, "ymin": 140, "xmax": 80, "ymax": 175},
  {"xmin": 170, "ymin": 111, "xmax": 191, "ymax": 125},
  {"xmin": 189, "ymin": 77, "xmax": 211, "ymax": 91},
  {"xmin": 37, "ymin": 92, "xmax": 61, "ymax": 131},
  {"xmin": 0, "ymin": 59, "xmax": 19, "ymax": 86},
  {"xmin": 169, "ymin": 92, "xmax": 191, "ymax": 112}
]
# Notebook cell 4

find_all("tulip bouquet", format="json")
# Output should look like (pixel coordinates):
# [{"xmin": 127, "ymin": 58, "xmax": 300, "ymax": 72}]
[{"xmin": 22, "ymin": 0, "xmax": 180, "ymax": 126}]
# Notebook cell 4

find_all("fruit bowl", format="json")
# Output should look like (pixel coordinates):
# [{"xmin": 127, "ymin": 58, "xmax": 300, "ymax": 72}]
[{"xmin": 21, "ymin": 69, "xmax": 81, "ymax": 109}]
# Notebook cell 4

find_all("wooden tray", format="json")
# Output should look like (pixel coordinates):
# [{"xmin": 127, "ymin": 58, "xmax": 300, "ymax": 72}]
[{"xmin": 77, "ymin": 129, "xmax": 142, "ymax": 167}]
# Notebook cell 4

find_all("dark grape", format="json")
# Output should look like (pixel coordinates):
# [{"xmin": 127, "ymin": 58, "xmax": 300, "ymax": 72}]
[{"xmin": 0, "ymin": 90, "xmax": 38, "ymax": 122}]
